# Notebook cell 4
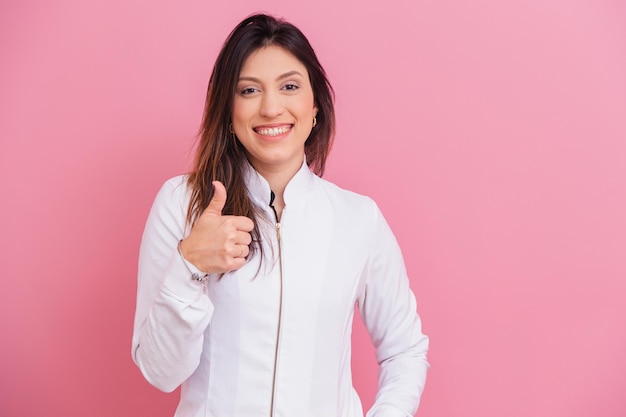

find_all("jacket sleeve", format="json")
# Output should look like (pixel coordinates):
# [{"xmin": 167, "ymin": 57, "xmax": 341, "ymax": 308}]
[
  {"xmin": 131, "ymin": 177, "xmax": 214, "ymax": 393},
  {"xmin": 358, "ymin": 203, "xmax": 429, "ymax": 417}
]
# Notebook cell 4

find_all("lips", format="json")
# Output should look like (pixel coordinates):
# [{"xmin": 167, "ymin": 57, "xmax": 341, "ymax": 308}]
[{"xmin": 254, "ymin": 125, "xmax": 292, "ymax": 137}]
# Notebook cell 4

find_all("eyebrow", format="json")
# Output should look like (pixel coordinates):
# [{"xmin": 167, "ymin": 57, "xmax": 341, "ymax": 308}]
[{"xmin": 238, "ymin": 70, "xmax": 304, "ymax": 83}]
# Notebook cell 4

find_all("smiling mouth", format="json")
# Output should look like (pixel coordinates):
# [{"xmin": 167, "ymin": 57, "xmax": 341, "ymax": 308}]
[{"xmin": 254, "ymin": 125, "xmax": 292, "ymax": 137}]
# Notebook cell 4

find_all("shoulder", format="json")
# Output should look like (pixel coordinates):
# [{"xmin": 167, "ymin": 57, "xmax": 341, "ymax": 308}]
[
  {"xmin": 149, "ymin": 174, "xmax": 192, "ymax": 217},
  {"xmin": 312, "ymin": 175, "xmax": 381, "ymax": 219},
  {"xmin": 158, "ymin": 175, "xmax": 189, "ymax": 194},
  {"xmin": 155, "ymin": 175, "xmax": 190, "ymax": 199},
  {"xmin": 310, "ymin": 176, "xmax": 399, "ymax": 256}
]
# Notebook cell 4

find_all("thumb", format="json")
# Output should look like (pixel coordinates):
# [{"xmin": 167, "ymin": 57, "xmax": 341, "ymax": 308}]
[{"xmin": 204, "ymin": 180, "xmax": 227, "ymax": 216}]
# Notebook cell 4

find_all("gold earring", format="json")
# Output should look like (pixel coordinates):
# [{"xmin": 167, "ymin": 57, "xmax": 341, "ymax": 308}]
[
  {"xmin": 312, "ymin": 116, "xmax": 317, "ymax": 128},
  {"xmin": 228, "ymin": 124, "xmax": 234, "ymax": 133}
]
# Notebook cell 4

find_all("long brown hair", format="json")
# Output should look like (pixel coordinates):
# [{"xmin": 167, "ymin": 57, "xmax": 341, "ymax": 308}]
[{"xmin": 186, "ymin": 13, "xmax": 336, "ymax": 259}]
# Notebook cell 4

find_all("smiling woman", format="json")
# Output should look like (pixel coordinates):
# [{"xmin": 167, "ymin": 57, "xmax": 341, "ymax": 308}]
[
  {"xmin": 232, "ymin": 46, "xmax": 318, "ymax": 210},
  {"xmin": 131, "ymin": 13, "xmax": 429, "ymax": 417}
]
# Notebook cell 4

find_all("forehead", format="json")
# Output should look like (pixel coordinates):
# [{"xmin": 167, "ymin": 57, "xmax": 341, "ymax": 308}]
[{"xmin": 239, "ymin": 45, "xmax": 309, "ymax": 78}]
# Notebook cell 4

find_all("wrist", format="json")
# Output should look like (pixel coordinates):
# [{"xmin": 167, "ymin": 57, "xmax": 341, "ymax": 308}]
[{"xmin": 177, "ymin": 240, "xmax": 209, "ymax": 282}]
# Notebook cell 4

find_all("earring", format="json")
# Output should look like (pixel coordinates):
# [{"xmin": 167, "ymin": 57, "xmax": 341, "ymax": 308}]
[
  {"xmin": 228, "ymin": 123, "xmax": 234, "ymax": 133},
  {"xmin": 312, "ymin": 116, "xmax": 317, "ymax": 128}
]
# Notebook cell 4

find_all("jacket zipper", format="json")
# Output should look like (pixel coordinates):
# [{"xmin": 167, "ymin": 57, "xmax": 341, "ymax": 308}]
[{"xmin": 269, "ymin": 192, "xmax": 284, "ymax": 417}]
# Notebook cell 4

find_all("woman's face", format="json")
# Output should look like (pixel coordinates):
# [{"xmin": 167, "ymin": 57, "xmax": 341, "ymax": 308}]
[{"xmin": 232, "ymin": 46, "xmax": 317, "ymax": 177}]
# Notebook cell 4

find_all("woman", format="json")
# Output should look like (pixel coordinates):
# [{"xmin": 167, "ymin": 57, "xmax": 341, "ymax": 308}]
[{"xmin": 132, "ymin": 13, "xmax": 429, "ymax": 417}]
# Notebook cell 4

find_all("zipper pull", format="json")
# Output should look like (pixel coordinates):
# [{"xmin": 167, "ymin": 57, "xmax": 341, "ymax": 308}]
[{"xmin": 275, "ymin": 222, "xmax": 281, "ymax": 241}]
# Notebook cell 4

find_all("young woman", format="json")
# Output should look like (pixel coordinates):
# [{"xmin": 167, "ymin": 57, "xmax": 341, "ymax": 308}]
[{"xmin": 132, "ymin": 13, "xmax": 429, "ymax": 417}]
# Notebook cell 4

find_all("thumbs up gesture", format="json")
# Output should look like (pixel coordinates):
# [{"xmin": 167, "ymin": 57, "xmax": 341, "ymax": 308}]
[{"xmin": 179, "ymin": 181, "xmax": 254, "ymax": 274}]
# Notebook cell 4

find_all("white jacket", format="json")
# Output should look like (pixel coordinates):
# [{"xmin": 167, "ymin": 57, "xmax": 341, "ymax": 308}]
[{"xmin": 132, "ymin": 161, "xmax": 429, "ymax": 417}]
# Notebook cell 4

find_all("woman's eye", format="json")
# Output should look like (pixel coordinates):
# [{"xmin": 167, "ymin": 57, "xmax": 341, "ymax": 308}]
[
  {"xmin": 240, "ymin": 87, "xmax": 258, "ymax": 95},
  {"xmin": 282, "ymin": 83, "xmax": 300, "ymax": 91}
]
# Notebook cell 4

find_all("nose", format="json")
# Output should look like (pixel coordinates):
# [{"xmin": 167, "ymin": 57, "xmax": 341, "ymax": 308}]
[{"xmin": 259, "ymin": 90, "xmax": 284, "ymax": 118}]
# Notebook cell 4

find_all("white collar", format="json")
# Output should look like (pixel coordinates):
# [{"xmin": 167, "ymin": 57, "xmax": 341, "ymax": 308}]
[{"xmin": 243, "ymin": 158, "xmax": 315, "ymax": 210}]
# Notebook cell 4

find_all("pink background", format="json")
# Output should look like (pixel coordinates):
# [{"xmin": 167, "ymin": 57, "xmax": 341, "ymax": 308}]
[{"xmin": 1, "ymin": 1, "xmax": 625, "ymax": 416}]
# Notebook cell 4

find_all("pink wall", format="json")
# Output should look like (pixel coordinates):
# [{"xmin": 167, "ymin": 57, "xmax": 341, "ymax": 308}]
[{"xmin": 1, "ymin": 1, "xmax": 625, "ymax": 416}]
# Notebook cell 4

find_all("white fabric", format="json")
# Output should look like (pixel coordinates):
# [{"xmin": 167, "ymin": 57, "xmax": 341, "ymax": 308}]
[{"xmin": 132, "ymin": 161, "xmax": 429, "ymax": 417}]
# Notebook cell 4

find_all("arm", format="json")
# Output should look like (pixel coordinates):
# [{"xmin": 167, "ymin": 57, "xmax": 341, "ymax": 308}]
[
  {"xmin": 358, "ymin": 204, "xmax": 429, "ymax": 417},
  {"xmin": 131, "ymin": 178, "xmax": 214, "ymax": 393}
]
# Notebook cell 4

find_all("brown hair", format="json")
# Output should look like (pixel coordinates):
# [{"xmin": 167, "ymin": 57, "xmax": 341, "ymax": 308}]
[{"xmin": 186, "ymin": 13, "xmax": 336, "ymax": 259}]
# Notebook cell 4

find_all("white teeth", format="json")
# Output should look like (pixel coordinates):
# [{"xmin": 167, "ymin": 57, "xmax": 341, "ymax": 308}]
[{"xmin": 256, "ymin": 126, "xmax": 290, "ymax": 136}]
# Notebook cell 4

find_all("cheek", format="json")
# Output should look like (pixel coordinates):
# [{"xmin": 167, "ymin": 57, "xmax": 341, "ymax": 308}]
[
  {"xmin": 231, "ymin": 102, "xmax": 253, "ymax": 142},
  {"xmin": 296, "ymin": 98, "xmax": 316, "ymax": 118},
  {"xmin": 232, "ymin": 99, "xmax": 252, "ymax": 123}
]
